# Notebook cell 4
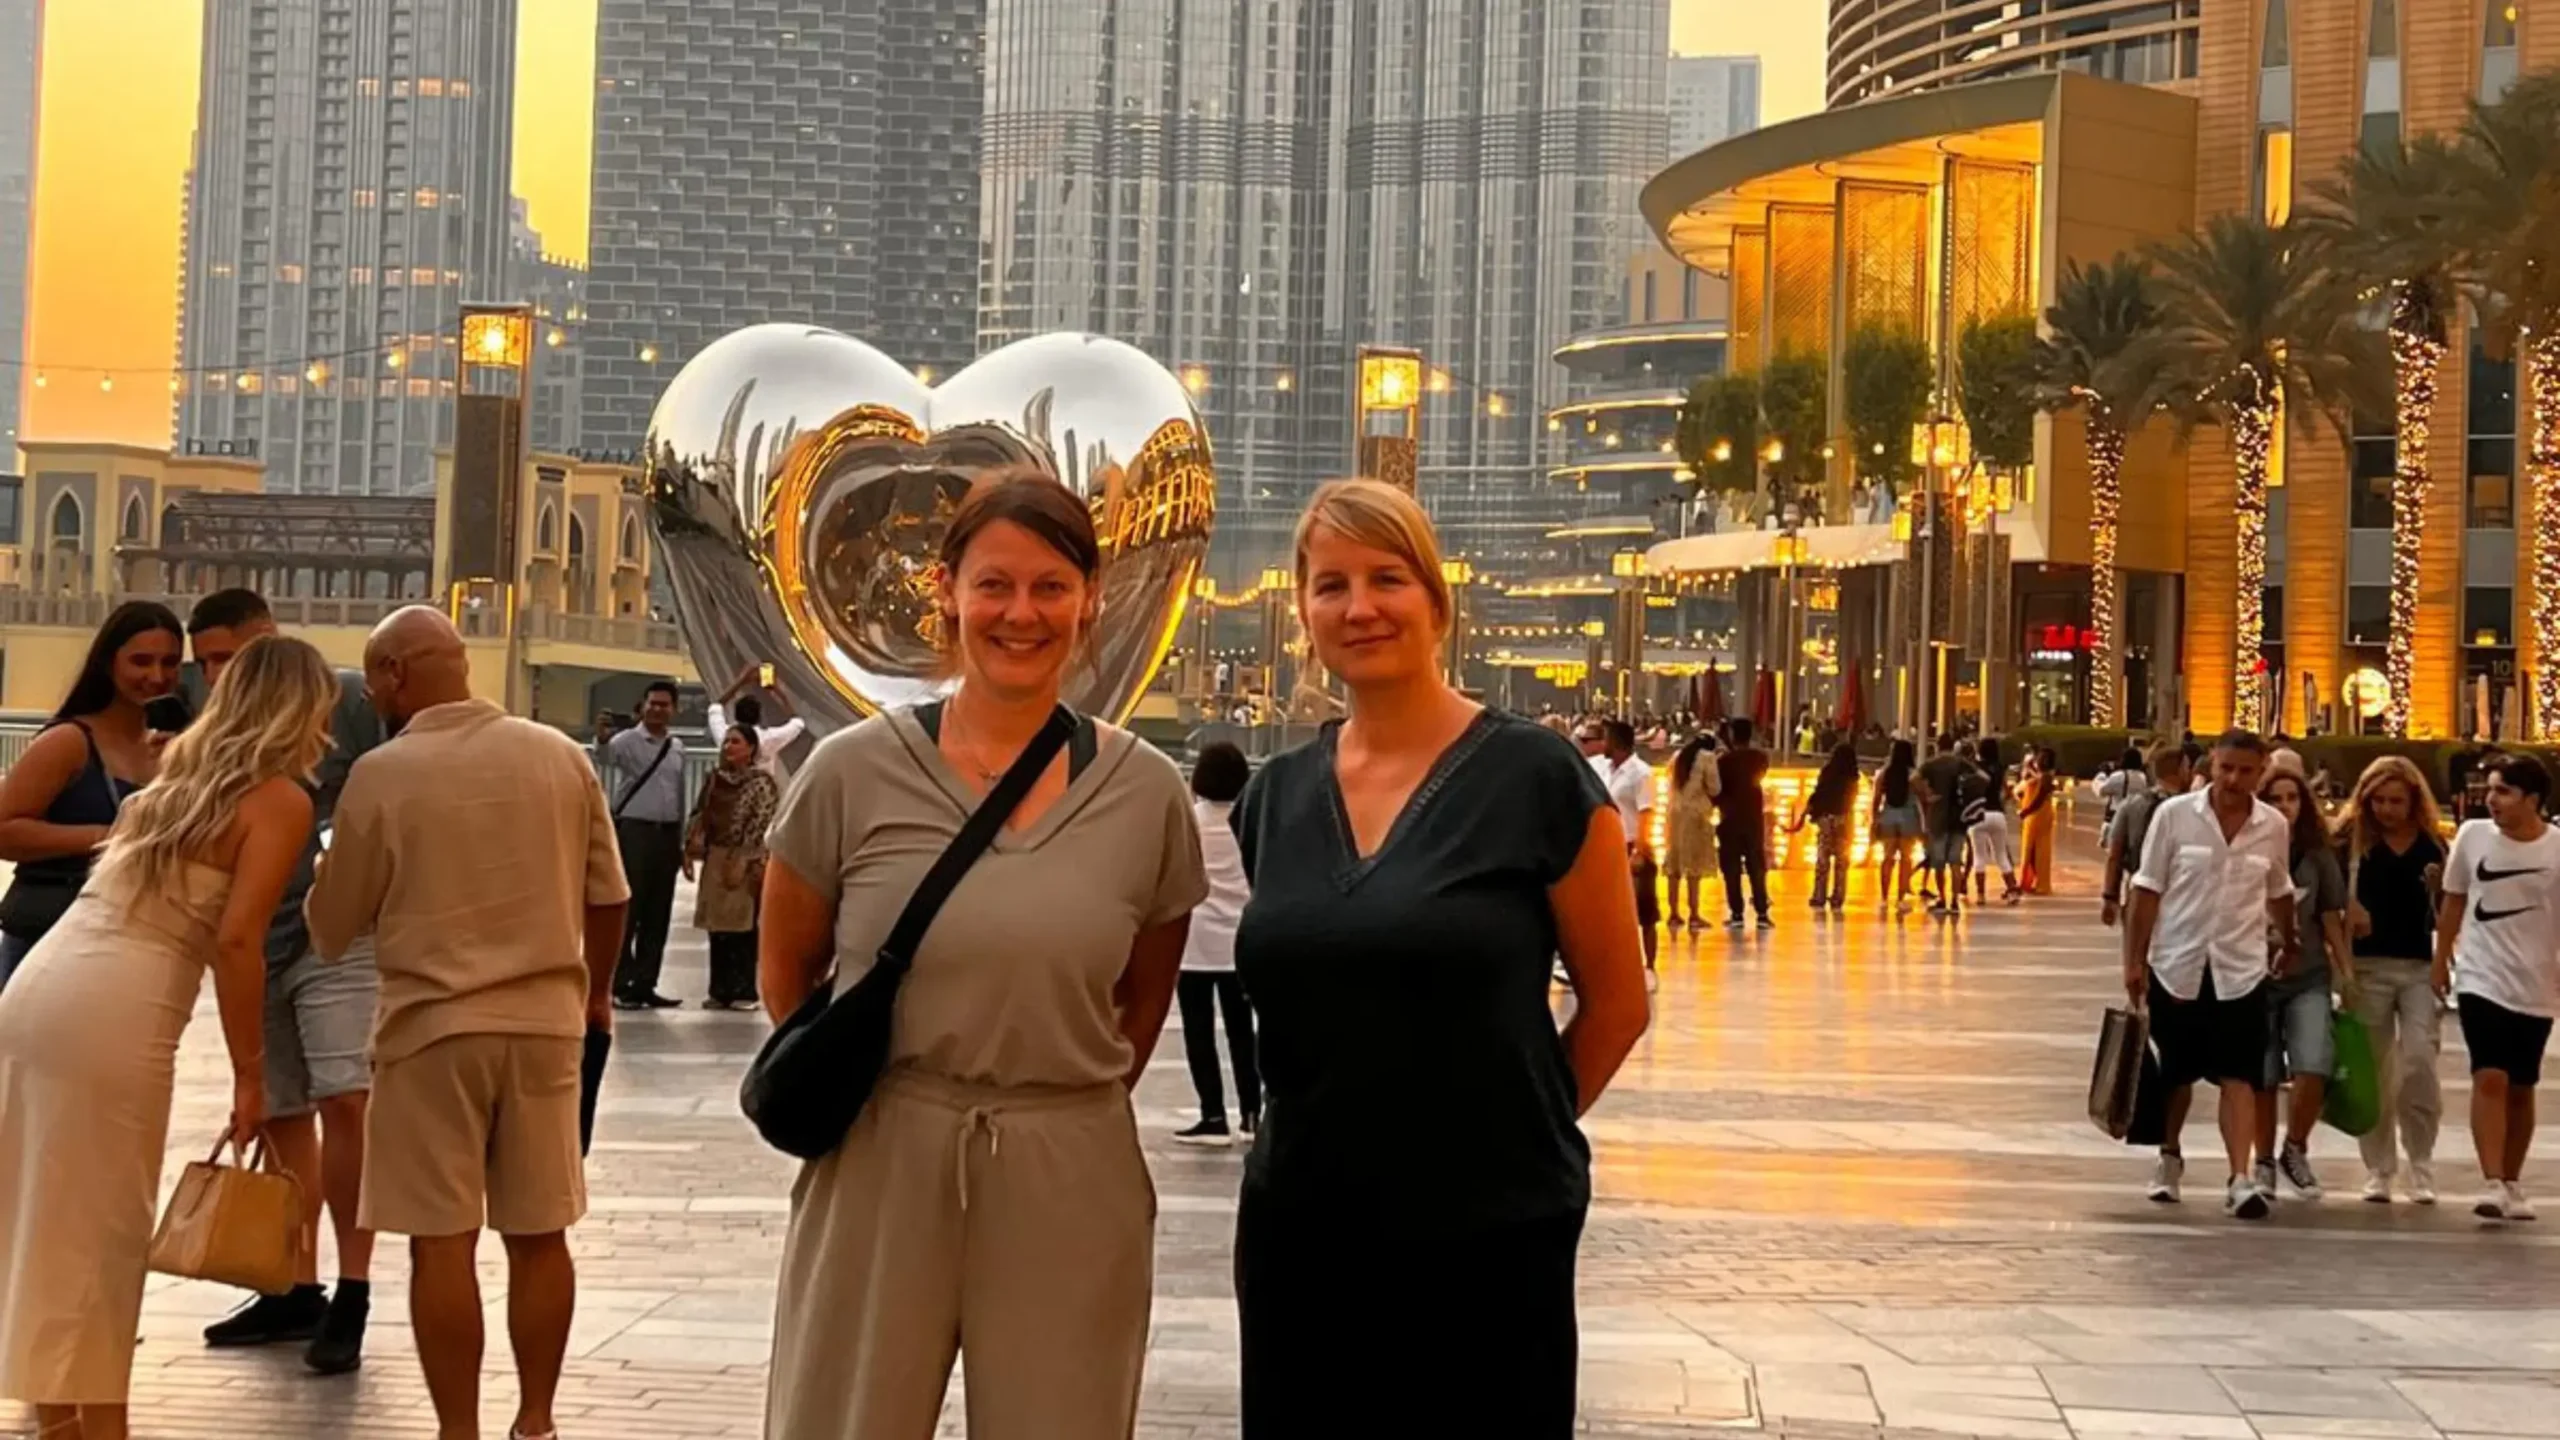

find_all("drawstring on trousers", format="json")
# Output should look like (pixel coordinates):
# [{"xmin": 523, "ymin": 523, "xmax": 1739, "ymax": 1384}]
[{"xmin": 957, "ymin": 1107, "xmax": 1001, "ymax": 1211}]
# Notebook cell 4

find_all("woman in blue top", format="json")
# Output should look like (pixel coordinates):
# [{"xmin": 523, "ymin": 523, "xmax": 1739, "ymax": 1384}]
[
  {"xmin": 0, "ymin": 601, "xmax": 183, "ymax": 989},
  {"xmin": 1230, "ymin": 480, "xmax": 1650, "ymax": 1438}
]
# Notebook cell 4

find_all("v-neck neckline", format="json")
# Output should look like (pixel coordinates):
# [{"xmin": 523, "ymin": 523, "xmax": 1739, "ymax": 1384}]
[
  {"xmin": 1320, "ymin": 707, "xmax": 1499, "ymax": 888},
  {"xmin": 891, "ymin": 707, "xmax": 1122, "ymax": 852}
]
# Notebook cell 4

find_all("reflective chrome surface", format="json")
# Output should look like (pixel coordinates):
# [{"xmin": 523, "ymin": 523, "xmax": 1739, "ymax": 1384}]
[{"xmin": 645, "ymin": 325, "xmax": 1217, "ymax": 731}]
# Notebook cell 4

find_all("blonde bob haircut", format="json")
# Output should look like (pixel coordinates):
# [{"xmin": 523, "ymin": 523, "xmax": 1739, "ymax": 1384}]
[{"xmin": 1292, "ymin": 478, "xmax": 1452, "ymax": 621}]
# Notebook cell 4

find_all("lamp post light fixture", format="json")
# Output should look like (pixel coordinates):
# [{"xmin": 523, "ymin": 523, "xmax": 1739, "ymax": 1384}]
[
  {"xmin": 1354, "ymin": 346, "xmax": 1424, "ymax": 494},
  {"xmin": 1905, "ymin": 413, "xmax": 1972, "ymax": 737}
]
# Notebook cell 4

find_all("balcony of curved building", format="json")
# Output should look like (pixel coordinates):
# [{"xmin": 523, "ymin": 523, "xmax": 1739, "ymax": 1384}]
[
  {"xmin": 1826, "ymin": 0, "xmax": 2201, "ymax": 111},
  {"xmin": 1550, "ymin": 320, "xmax": 1729, "ymax": 391}
]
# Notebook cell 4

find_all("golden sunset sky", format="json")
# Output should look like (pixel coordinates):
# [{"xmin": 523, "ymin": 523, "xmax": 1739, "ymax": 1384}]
[{"xmin": 20, "ymin": 0, "xmax": 1820, "ymax": 449}]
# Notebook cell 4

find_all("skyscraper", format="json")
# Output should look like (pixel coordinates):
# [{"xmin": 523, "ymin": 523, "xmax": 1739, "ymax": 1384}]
[
  {"xmin": 982, "ymin": 0, "xmax": 1671, "ymax": 578},
  {"xmin": 508, "ymin": 198, "xmax": 585, "ymax": 456},
  {"xmin": 0, "ymin": 0, "xmax": 40, "ymax": 463},
  {"xmin": 583, "ymin": 0, "xmax": 985, "ymax": 452},
  {"xmin": 1669, "ymin": 55, "xmax": 1761, "ymax": 155},
  {"xmin": 174, "ymin": 0, "xmax": 521, "ymax": 496}
]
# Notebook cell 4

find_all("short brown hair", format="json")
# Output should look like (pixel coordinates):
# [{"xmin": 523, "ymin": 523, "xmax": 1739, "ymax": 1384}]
[
  {"xmin": 940, "ymin": 470, "xmax": 1102, "ymax": 582},
  {"xmin": 2146, "ymin": 739, "xmax": 2187, "ymax": 776},
  {"xmin": 1292, "ymin": 478, "xmax": 1452, "ymax": 619}
]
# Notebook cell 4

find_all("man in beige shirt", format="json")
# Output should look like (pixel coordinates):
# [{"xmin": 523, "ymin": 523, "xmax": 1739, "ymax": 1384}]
[{"xmin": 308, "ymin": 607, "xmax": 628, "ymax": 1440}]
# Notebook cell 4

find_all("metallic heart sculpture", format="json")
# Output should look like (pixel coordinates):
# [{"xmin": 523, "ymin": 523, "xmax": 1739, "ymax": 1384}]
[{"xmin": 645, "ymin": 325, "xmax": 1216, "ymax": 732}]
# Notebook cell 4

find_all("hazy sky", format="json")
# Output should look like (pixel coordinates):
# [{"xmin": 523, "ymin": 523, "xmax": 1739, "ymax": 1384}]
[{"xmin": 22, "ymin": 0, "xmax": 1820, "ymax": 447}]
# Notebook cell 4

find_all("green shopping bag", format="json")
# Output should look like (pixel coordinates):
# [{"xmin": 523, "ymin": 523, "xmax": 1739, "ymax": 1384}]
[{"xmin": 2323, "ymin": 1010, "xmax": 2381, "ymax": 1137}]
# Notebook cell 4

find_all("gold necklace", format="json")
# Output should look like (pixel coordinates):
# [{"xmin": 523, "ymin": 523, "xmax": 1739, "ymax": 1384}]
[{"xmin": 942, "ymin": 706, "xmax": 1018, "ymax": 789}]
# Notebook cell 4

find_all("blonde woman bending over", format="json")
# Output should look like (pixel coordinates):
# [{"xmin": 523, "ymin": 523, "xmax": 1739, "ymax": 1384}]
[{"xmin": 0, "ymin": 635, "xmax": 338, "ymax": 1440}]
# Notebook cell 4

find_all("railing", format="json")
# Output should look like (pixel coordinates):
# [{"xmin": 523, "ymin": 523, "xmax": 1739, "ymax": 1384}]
[
  {"xmin": 0, "ymin": 591, "xmax": 683, "ymax": 655},
  {"xmin": 0, "ymin": 710, "xmax": 724, "ymax": 812}
]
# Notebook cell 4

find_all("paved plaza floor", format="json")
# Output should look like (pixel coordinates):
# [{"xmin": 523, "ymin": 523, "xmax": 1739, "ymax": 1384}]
[{"xmin": 11, "ymin": 819, "xmax": 2560, "ymax": 1438}]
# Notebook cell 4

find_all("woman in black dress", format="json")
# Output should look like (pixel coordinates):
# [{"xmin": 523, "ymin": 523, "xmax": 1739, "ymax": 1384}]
[{"xmin": 1230, "ymin": 479, "xmax": 1652, "ymax": 1437}]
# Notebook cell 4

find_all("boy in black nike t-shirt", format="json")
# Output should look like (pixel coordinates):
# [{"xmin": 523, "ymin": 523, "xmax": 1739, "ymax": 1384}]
[{"xmin": 2435, "ymin": 753, "xmax": 2560, "ymax": 1223}]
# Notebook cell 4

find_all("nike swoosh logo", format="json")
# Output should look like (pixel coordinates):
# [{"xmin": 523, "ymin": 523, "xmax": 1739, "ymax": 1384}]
[
  {"xmin": 2476, "ymin": 903, "xmax": 2539, "ymax": 923},
  {"xmin": 2478, "ymin": 862, "xmax": 2547, "ymax": 883}
]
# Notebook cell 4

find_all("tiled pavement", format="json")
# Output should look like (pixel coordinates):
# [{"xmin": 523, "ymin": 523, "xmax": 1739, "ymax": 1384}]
[{"xmin": 11, "ymin": 812, "xmax": 2560, "ymax": 1438}]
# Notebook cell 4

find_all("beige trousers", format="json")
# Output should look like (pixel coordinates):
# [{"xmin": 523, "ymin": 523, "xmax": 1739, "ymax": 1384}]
[
  {"xmin": 764, "ymin": 1070, "xmax": 1156, "ymax": 1440},
  {"xmin": 2353, "ymin": 958, "xmax": 2444, "ymax": 1177}
]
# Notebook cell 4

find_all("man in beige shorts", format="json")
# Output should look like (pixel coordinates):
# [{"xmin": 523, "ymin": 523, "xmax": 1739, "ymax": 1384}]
[{"xmin": 308, "ymin": 607, "xmax": 629, "ymax": 1440}]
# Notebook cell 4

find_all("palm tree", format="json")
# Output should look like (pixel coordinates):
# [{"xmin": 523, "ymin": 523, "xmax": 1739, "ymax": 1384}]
[
  {"xmin": 2030, "ymin": 257, "xmax": 2160, "ymax": 728},
  {"xmin": 2304, "ymin": 134, "xmax": 2466, "ymax": 737},
  {"xmin": 2138, "ymin": 214, "xmax": 2389, "ymax": 733},
  {"xmin": 2447, "ymin": 71, "xmax": 2560, "ymax": 736}
]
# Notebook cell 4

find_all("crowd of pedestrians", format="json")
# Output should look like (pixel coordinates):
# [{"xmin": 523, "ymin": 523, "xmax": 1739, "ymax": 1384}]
[{"xmin": 2116, "ymin": 727, "xmax": 2560, "ymax": 1225}]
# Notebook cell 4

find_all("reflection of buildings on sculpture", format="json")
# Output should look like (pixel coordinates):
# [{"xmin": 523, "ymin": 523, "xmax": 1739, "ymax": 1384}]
[
  {"xmin": 0, "ymin": 441, "xmax": 691, "ymax": 725},
  {"xmin": 1641, "ymin": 0, "xmax": 2546, "ymax": 738}
]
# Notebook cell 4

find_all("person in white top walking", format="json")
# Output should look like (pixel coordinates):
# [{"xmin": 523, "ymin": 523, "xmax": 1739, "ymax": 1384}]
[
  {"xmin": 2124, "ymin": 729, "xmax": 2299, "ymax": 1220},
  {"xmin": 703, "ymin": 661, "xmax": 807, "ymax": 779},
  {"xmin": 1592, "ymin": 719, "xmax": 1660, "ymax": 983},
  {"xmin": 1175, "ymin": 742, "xmax": 1261, "ymax": 1146},
  {"xmin": 2432, "ymin": 752, "xmax": 2560, "ymax": 1222}
]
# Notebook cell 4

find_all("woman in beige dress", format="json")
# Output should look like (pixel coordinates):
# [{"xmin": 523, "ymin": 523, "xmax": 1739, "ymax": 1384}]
[
  {"xmin": 0, "ymin": 635, "xmax": 340, "ymax": 1440},
  {"xmin": 757, "ymin": 474, "xmax": 1209, "ymax": 1440},
  {"xmin": 1661, "ymin": 734, "xmax": 1721, "ymax": 931}
]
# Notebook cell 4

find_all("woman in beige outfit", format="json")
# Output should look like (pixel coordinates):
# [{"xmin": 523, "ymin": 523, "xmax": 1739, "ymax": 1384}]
[
  {"xmin": 757, "ymin": 475, "xmax": 1208, "ymax": 1440},
  {"xmin": 0, "ymin": 636, "xmax": 341, "ymax": 1440}
]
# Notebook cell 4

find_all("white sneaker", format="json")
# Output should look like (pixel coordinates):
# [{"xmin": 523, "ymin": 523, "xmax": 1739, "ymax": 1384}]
[
  {"xmin": 2474, "ymin": 1184, "xmax": 2509, "ymax": 1221},
  {"xmin": 2226, "ymin": 1175, "xmax": 2271, "ymax": 1220},
  {"xmin": 2410, "ymin": 1162, "xmax": 2437, "ymax": 1205},
  {"xmin": 2505, "ymin": 1182, "xmax": 2537, "ymax": 1221},
  {"xmin": 2361, "ymin": 1170, "xmax": 2393, "ymax": 1204},
  {"xmin": 2147, "ymin": 1153, "xmax": 2185, "ymax": 1203},
  {"xmin": 2251, "ymin": 1157, "xmax": 2279, "ymax": 1200}
]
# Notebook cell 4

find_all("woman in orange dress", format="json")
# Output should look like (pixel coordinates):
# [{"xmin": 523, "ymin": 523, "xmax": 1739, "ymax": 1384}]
[{"xmin": 2016, "ymin": 746, "xmax": 2059, "ymax": 895}]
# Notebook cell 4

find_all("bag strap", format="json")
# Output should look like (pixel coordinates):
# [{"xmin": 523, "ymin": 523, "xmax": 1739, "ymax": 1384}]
[
  {"xmin": 613, "ymin": 737, "xmax": 674, "ymax": 817},
  {"xmin": 873, "ymin": 706, "xmax": 1074, "ymax": 980}
]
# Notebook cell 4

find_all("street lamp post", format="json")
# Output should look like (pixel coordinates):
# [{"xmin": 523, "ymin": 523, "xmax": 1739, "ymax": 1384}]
[
  {"xmin": 1258, "ymin": 565, "xmax": 1294, "ymax": 724},
  {"xmin": 1582, "ymin": 618, "xmax": 1607, "ymax": 713},
  {"xmin": 1440, "ymin": 558, "xmax": 1475, "ymax": 690},
  {"xmin": 1610, "ymin": 549, "xmax": 1648, "ymax": 718},
  {"xmin": 1773, "ymin": 503, "xmax": 1805, "ymax": 756},
  {"xmin": 1190, "ymin": 575, "xmax": 1218, "ymax": 712},
  {"xmin": 1908, "ymin": 414, "xmax": 1970, "ymax": 739}
]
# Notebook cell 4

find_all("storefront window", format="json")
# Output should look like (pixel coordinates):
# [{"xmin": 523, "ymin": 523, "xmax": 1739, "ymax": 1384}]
[
  {"xmin": 2347, "ymin": 585, "xmax": 2392, "ymax": 644},
  {"xmin": 2465, "ymin": 585, "xmax": 2514, "ymax": 646}
]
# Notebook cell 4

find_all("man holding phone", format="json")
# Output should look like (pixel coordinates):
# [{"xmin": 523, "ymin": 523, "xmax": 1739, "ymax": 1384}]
[
  {"xmin": 182, "ymin": 588, "xmax": 387, "ymax": 1373},
  {"xmin": 705, "ymin": 659, "xmax": 805, "ymax": 779}
]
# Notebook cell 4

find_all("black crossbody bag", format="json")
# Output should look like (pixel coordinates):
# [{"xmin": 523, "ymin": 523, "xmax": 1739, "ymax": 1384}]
[{"xmin": 739, "ymin": 705, "xmax": 1074, "ymax": 1159}]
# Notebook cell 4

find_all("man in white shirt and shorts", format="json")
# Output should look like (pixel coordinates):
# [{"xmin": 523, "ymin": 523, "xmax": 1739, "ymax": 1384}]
[
  {"xmin": 1594, "ymin": 719, "xmax": 1660, "ymax": 983},
  {"xmin": 2124, "ymin": 728, "xmax": 2299, "ymax": 1219},
  {"xmin": 2433, "ymin": 752, "xmax": 2560, "ymax": 1222}
]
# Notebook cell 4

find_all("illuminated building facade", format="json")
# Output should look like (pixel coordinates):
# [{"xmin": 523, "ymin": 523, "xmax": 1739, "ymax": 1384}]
[
  {"xmin": 1642, "ymin": 0, "xmax": 2552, "ymax": 738},
  {"xmin": 982, "ymin": 0, "xmax": 1671, "ymax": 584},
  {"xmin": 174, "ymin": 0, "xmax": 520, "ymax": 498}
]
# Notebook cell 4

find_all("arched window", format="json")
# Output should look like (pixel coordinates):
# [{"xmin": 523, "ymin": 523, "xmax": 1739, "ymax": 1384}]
[
  {"xmin": 567, "ymin": 514, "xmax": 587, "ymax": 560},
  {"xmin": 50, "ymin": 494, "xmax": 81, "ymax": 544},
  {"xmin": 621, "ymin": 513, "xmax": 641, "ymax": 561},
  {"xmin": 160, "ymin": 506, "xmax": 183, "ymax": 548},
  {"xmin": 121, "ymin": 495, "xmax": 145, "ymax": 542},
  {"xmin": 537, "ymin": 502, "xmax": 557, "ymax": 553}
]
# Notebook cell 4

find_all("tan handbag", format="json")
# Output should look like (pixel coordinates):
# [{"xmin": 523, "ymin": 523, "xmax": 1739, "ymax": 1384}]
[{"xmin": 146, "ymin": 1135, "xmax": 308, "ymax": 1296}]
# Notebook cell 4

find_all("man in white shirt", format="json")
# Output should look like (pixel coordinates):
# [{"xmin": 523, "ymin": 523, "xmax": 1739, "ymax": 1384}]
[
  {"xmin": 704, "ymin": 661, "xmax": 807, "ymax": 779},
  {"xmin": 1593, "ymin": 719, "xmax": 1660, "ymax": 981},
  {"xmin": 2124, "ymin": 728, "xmax": 2299, "ymax": 1220},
  {"xmin": 2432, "ymin": 752, "xmax": 2560, "ymax": 1222}
]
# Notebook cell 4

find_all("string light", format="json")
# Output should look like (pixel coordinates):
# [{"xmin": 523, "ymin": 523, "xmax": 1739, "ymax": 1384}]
[
  {"xmin": 2528, "ymin": 329, "xmax": 2560, "ymax": 740},
  {"xmin": 2085, "ymin": 408, "xmax": 2126, "ymax": 727},
  {"xmin": 2230, "ymin": 364, "xmax": 2275, "ymax": 734},
  {"xmin": 2385, "ymin": 302, "xmax": 2444, "ymax": 739}
]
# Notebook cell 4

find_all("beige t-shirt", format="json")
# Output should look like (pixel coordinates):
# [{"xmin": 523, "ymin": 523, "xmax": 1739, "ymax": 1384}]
[
  {"xmin": 308, "ymin": 698, "xmax": 631, "ymax": 1063},
  {"xmin": 767, "ymin": 709, "xmax": 1209, "ymax": 1089}
]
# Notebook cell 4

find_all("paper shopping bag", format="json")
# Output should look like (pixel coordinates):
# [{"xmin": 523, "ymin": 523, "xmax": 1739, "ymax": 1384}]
[
  {"xmin": 2088, "ymin": 1006, "xmax": 2149, "ymax": 1140},
  {"xmin": 146, "ymin": 1135, "xmax": 307, "ymax": 1296}
]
